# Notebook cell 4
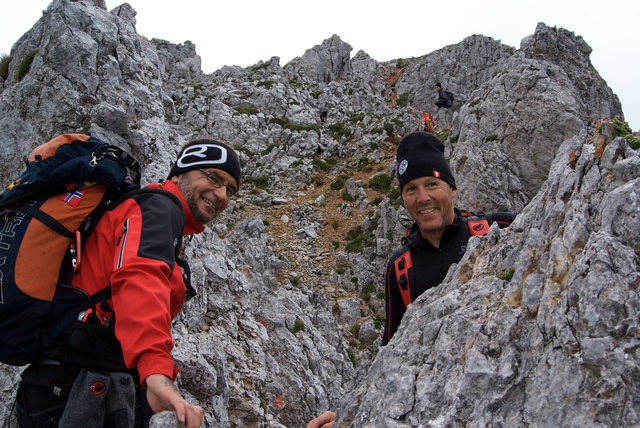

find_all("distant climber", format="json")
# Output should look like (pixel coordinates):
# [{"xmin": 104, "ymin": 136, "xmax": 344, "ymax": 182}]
[
  {"xmin": 435, "ymin": 83, "xmax": 454, "ymax": 108},
  {"xmin": 422, "ymin": 112, "xmax": 436, "ymax": 132}
]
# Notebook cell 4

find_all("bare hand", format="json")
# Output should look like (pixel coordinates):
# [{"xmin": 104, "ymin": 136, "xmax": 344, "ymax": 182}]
[
  {"xmin": 145, "ymin": 374, "xmax": 204, "ymax": 428},
  {"xmin": 307, "ymin": 411, "xmax": 336, "ymax": 428}
]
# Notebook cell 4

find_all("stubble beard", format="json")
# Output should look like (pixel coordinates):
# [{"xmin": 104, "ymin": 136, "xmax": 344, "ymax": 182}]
[{"xmin": 177, "ymin": 175, "xmax": 217, "ymax": 225}]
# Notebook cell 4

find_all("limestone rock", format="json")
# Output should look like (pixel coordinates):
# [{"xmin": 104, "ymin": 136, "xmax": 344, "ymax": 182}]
[{"xmin": 0, "ymin": 1, "xmax": 634, "ymax": 426}]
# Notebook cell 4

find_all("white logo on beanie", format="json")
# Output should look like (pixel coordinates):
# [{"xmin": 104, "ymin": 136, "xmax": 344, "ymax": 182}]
[
  {"xmin": 177, "ymin": 143, "xmax": 228, "ymax": 168},
  {"xmin": 398, "ymin": 159, "xmax": 408, "ymax": 175}
]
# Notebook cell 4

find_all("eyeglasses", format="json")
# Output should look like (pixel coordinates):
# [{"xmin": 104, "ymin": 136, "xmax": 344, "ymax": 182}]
[{"xmin": 197, "ymin": 169, "xmax": 237, "ymax": 198}]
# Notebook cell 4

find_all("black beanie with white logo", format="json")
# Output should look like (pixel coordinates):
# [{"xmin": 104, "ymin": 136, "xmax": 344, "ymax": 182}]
[
  {"xmin": 168, "ymin": 139, "xmax": 241, "ymax": 188},
  {"xmin": 396, "ymin": 132, "xmax": 456, "ymax": 192}
]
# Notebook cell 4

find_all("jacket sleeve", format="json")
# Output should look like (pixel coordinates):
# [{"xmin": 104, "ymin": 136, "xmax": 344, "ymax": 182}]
[
  {"xmin": 382, "ymin": 259, "xmax": 406, "ymax": 346},
  {"xmin": 109, "ymin": 192, "xmax": 186, "ymax": 385}
]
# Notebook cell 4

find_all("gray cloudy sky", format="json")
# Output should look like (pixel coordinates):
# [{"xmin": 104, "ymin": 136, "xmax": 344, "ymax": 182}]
[{"xmin": 1, "ymin": 0, "xmax": 638, "ymax": 130}]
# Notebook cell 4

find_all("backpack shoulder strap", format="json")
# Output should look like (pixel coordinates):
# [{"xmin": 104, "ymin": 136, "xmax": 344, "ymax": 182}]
[
  {"xmin": 393, "ymin": 246, "xmax": 413, "ymax": 308},
  {"xmin": 460, "ymin": 210, "xmax": 491, "ymax": 236}
]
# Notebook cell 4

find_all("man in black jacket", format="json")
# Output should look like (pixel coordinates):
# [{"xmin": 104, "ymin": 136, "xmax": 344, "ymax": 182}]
[
  {"xmin": 382, "ymin": 132, "xmax": 515, "ymax": 345},
  {"xmin": 435, "ymin": 82, "xmax": 454, "ymax": 108}
]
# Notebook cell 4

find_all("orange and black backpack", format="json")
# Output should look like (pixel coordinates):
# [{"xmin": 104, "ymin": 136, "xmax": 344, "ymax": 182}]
[{"xmin": 0, "ymin": 134, "xmax": 144, "ymax": 366}]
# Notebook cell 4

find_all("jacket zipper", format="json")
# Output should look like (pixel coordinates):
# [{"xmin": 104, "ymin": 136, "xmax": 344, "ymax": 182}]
[{"xmin": 116, "ymin": 218, "xmax": 130, "ymax": 269}]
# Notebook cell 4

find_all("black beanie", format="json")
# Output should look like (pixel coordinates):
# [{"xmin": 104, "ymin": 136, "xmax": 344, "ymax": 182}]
[
  {"xmin": 168, "ymin": 139, "xmax": 241, "ymax": 188},
  {"xmin": 396, "ymin": 132, "xmax": 456, "ymax": 192}
]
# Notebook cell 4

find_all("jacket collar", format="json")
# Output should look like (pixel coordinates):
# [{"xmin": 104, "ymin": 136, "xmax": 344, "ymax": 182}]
[{"xmin": 148, "ymin": 180, "xmax": 205, "ymax": 236}]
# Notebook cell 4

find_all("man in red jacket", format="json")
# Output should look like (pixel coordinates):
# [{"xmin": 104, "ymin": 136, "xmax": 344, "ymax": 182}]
[{"xmin": 16, "ymin": 139, "xmax": 241, "ymax": 428}]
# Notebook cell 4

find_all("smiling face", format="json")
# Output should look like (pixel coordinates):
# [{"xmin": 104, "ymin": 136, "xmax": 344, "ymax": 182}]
[
  {"xmin": 171, "ymin": 168, "xmax": 237, "ymax": 225},
  {"xmin": 401, "ymin": 176, "xmax": 456, "ymax": 247}
]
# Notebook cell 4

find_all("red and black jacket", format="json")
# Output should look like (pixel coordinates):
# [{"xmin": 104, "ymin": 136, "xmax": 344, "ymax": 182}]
[
  {"xmin": 70, "ymin": 180, "xmax": 204, "ymax": 385},
  {"xmin": 382, "ymin": 209, "xmax": 515, "ymax": 345}
]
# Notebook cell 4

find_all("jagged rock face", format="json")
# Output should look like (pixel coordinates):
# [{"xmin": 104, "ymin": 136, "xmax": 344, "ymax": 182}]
[
  {"xmin": 0, "ymin": 1, "xmax": 635, "ymax": 427},
  {"xmin": 0, "ymin": 0, "xmax": 183, "ymax": 185},
  {"xmin": 521, "ymin": 22, "xmax": 622, "ymax": 121},
  {"xmin": 286, "ymin": 34, "xmax": 353, "ymax": 83},
  {"xmin": 338, "ymin": 127, "xmax": 640, "ymax": 426}
]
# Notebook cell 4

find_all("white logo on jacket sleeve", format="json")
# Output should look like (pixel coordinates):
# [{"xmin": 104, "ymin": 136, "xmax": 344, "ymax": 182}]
[{"xmin": 176, "ymin": 144, "xmax": 228, "ymax": 168}]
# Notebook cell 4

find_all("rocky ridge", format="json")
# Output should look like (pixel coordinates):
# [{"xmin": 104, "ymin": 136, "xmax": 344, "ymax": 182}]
[{"xmin": 0, "ymin": 0, "xmax": 636, "ymax": 427}]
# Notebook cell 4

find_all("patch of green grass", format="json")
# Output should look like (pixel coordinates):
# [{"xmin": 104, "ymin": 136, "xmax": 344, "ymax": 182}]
[
  {"xmin": 335, "ymin": 263, "xmax": 348, "ymax": 275},
  {"xmin": 289, "ymin": 319, "xmax": 305, "ymax": 334},
  {"xmin": 384, "ymin": 123, "xmax": 395, "ymax": 135},
  {"xmin": 269, "ymin": 117, "xmax": 320, "ymax": 133},
  {"xmin": 356, "ymin": 157, "xmax": 371, "ymax": 172},
  {"xmin": 360, "ymin": 283, "xmax": 376, "ymax": 301},
  {"xmin": 373, "ymin": 313, "xmax": 385, "ymax": 329},
  {"xmin": 0, "ymin": 54, "xmax": 10, "ymax": 80},
  {"xmin": 233, "ymin": 144, "xmax": 251, "ymax": 156},
  {"xmin": 311, "ymin": 90, "xmax": 323, "ymax": 99},
  {"xmin": 350, "ymin": 323, "xmax": 361, "ymax": 336},
  {"xmin": 313, "ymin": 156, "xmax": 331, "ymax": 172},
  {"xmin": 435, "ymin": 128, "xmax": 451, "ymax": 142},
  {"xmin": 498, "ymin": 268, "xmax": 515, "ymax": 282},
  {"xmin": 362, "ymin": 283, "xmax": 376, "ymax": 294},
  {"xmin": 17, "ymin": 49, "xmax": 38, "ymax": 81},
  {"xmin": 328, "ymin": 122, "xmax": 352, "ymax": 140},
  {"xmin": 342, "ymin": 190, "xmax": 354, "ymax": 202},
  {"xmin": 251, "ymin": 62, "xmax": 269, "ymax": 71},
  {"xmin": 256, "ymin": 79, "xmax": 276, "ymax": 89},
  {"xmin": 235, "ymin": 105, "xmax": 259, "ymax": 115},
  {"xmin": 331, "ymin": 220, "xmax": 340, "ymax": 229},
  {"xmin": 330, "ymin": 174, "xmax": 350, "ymax": 191},
  {"xmin": 626, "ymin": 135, "xmax": 640, "ymax": 150},
  {"xmin": 245, "ymin": 175, "xmax": 270, "ymax": 188},
  {"xmin": 350, "ymin": 113, "xmax": 366, "ymax": 123},
  {"xmin": 345, "ymin": 225, "xmax": 376, "ymax": 254},
  {"xmin": 369, "ymin": 174, "xmax": 393, "ymax": 192},
  {"xmin": 611, "ymin": 118, "xmax": 640, "ymax": 149},
  {"xmin": 348, "ymin": 348, "xmax": 357, "ymax": 367},
  {"xmin": 389, "ymin": 188, "xmax": 403, "ymax": 210},
  {"xmin": 486, "ymin": 134, "xmax": 499, "ymax": 142},
  {"xmin": 396, "ymin": 93, "xmax": 410, "ymax": 108},
  {"xmin": 76, "ymin": 124, "xmax": 91, "ymax": 134},
  {"xmin": 261, "ymin": 142, "xmax": 279, "ymax": 156}
]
